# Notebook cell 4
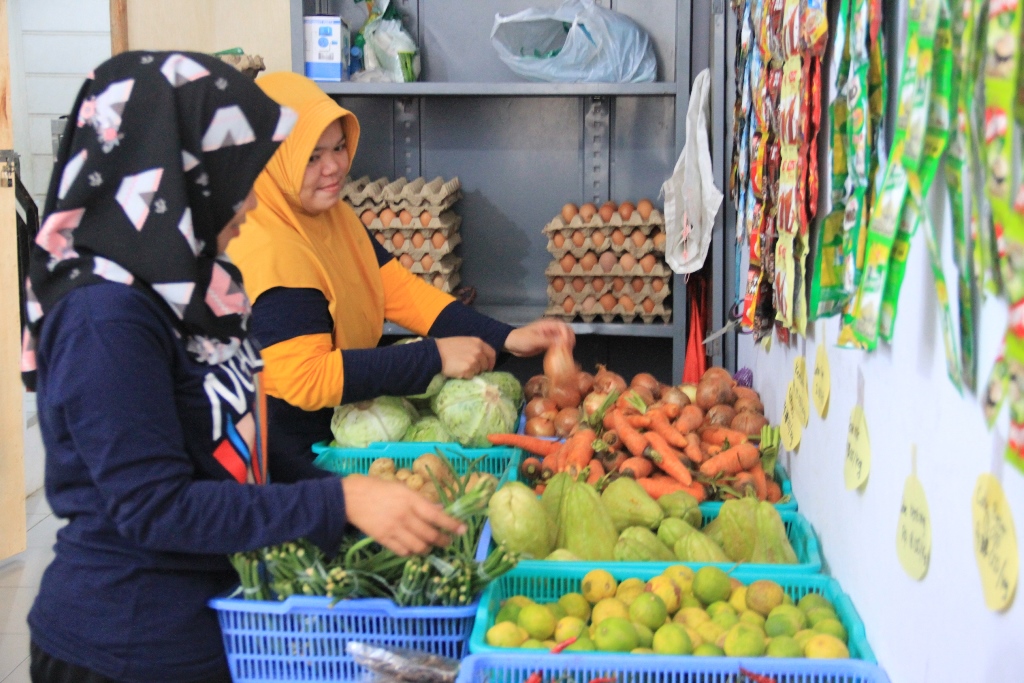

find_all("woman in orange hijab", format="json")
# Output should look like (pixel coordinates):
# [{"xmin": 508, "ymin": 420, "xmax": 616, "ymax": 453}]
[{"xmin": 228, "ymin": 73, "xmax": 572, "ymax": 481}]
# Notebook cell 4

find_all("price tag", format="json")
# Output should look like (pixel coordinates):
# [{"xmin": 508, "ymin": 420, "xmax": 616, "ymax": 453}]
[
  {"xmin": 972, "ymin": 474, "xmax": 1019, "ymax": 611},
  {"xmin": 780, "ymin": 380, "xmax": 803, "ymax": 451},
  {"xmin": 793, "ymin": 357, "xmax": 810, "ymax": 426},
  {"xmin": 896, "ymin": 469, "xmax": 931, "ymax": 580},
  {"xmin": 813, "ymin": 343, "xmax": 831, "ymax": 417},
  {"xmin": 843, "ymin": 406, "xmax": 870, "ymax": 490}
]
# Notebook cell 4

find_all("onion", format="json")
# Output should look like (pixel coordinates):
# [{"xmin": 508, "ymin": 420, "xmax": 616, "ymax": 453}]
[
  {"xmin": 696, "ymin": 377, "xmax": 736, "ymax": 410},
  {"xmin": 544, "ymin": 343, "xmax": 575, "ymax": 388},
  {"xmin": 617, "ymin": 387, "xmax": 653, "ymax": 413},
  {"xmin": 525, "ymin": 416, "xmax": 556, "ymax": 437},
  {"xmin": 704, "ymin": 404, "xmax": 737, "ymax": 427},
  {"xmin": 734, "ymin": 396, "xmax": 765, "ymax": 414},
  {"xmin": 582, "ymin": 391, "xmax": 609, "ymax": 418},
  {"xmin": 630, "ymin": 372, "xmax": 661, "ymax": 399},
  {"xmin": 660, "ymin": 386, "xmax": 690, "ymax": 408},
  {"xmin": 732, "ymin": 411, "xmax": 769, "ymax": 436},
  {"xmin": 524, "ymin": 375, "xmax": 549, "ymax": 400},
  {"xmin": 525, "ymin": 396, "xmax": 558, "ymax": 420},
  {"xmin": 593, "ymin": 364, "xmax": 627, "ymax": 394},
  {"xmin": 679, "ymin": 383, "xmax": 697, "ymax": 403},
  {"xmin": 702, "ymin": 367, "xmax": 736, "ymax": 386},
  {"xmin": 549, "ymin": 383, "xmax": 582, "ymax": 410},
  {"xmin": 554, "ymin": 407, "xmax": 581, "ymax": 437},
  {"xmin": 575, "ymin": 371, "xmax": 595, "ymax": 396},
  {"xmin": 734, "ymin": 386, "xmax": 761, "ymax": 403}
]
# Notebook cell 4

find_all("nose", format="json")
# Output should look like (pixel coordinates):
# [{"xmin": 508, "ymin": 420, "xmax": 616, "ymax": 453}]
[{"xmin": 322, "ymin": 152, "xmax": 339, "ymax": 176}]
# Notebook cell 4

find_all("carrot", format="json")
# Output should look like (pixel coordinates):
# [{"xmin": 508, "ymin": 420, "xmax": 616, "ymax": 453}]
[
  {"xmin": 643, "ymin": 431, "xmax": 693, "ymax": 485},
  {"xmin": 699, "ymin": 441, "xmax": 761, "ymax": 477},
  {"xmin": 519, "ymin": 457, "xmax": 543, "ymax": 484},
  {"xmin": 564, "ymin": 429, "xmax": 596, "ymax": 474},
  {"xmin": 626, "ymin": 414, "xmax": 652, "ymax": 429},
  {"xmin": 534, "ymin": 484, "xmax": 546, "ymax": 495},
  {"xmin": 657, "ymin": 402, "xmax": 682, "ymax": 420},
  {"xmin": 647, "ymin": 409, "xmax": 690, "ymax": 449},
  {"xmin": 610, "ymin": 409, "xmax": 650, "ymax": 459},
  {"xmin": 487, "ymin": 433, "xmax": 561, "ymax": 457},
  {"xmin": 585, "ymin": 459, "xmax": 606, "ymax": 485},
  {"xmin": 675, "ymin": 404, "xmax": 704, "ymax": 433},
  {"xmin": 618, "ymin": 456, "xmax": 654, "ymax": 479},
  {"xmin": 682, "ymin": 432, "xmax": 705, "ymax": 465},
  {"xmin": 599, "ymin": 429, "xmax": 621, "ymax": 452},
  {"xmin": 766, "ymin": 479, "xmax": 782, "ymax": 503},
  {"xmin": 616, "ymin": 389, "xmax": 648, "ymax": 415},
  {"xmin": 600, "ymin": 450, "xmax": 629, "ymax": 474},
  {"xmin": 602, "ymin": 410, "xmax": 618, "ymax": 431},
  {"xmin": 749, "ymin": 461, "xmax": 769, "ymax": 501},
  {"xmin": 731, "ymin": 471, "xmax": 758, "ymax": 498},
  {"xmin": 635, "ymin": 476, "xmax": 687, "ymax": 499},
  {"xmin": 699, "ymin": 426, "xmax": 749, "ymax": 448}
]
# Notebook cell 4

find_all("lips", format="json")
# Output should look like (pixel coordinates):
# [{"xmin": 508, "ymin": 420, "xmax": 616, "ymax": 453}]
[{"xmin": 319, "ymin": 181, "xmax": 340, "ymax": 194}]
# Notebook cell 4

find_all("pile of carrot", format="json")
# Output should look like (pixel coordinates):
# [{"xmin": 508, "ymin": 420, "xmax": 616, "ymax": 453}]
[{"xmin": 487, "ymin": 397, "xmax": 782, "ymax": 504}]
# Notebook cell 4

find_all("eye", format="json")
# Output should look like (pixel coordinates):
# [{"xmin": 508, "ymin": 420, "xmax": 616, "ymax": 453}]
[
  {"xmin": 334, "ymin": 142, "xmax": 346, "ymax": 152},
  {"xmin": 308, "ymin": 153, "xmax": 321, "ymax": 164}
]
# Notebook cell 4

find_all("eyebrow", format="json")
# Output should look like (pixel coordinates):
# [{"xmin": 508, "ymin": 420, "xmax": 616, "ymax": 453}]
[{"xmin": 313, "ymin": 137, "xmax": 346, "ymax": 152}]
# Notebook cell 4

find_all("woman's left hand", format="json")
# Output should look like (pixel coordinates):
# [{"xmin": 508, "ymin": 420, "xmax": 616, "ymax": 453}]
[{"xmin": 504, "ymin": 318, "xmax": 575, "ymax": 357}]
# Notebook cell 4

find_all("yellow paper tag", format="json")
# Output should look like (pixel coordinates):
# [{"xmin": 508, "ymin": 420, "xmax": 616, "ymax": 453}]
[
  {"xmin": 896, "ymin": 474, "xmax": 931, "ymax": 580},
  {"xmin": 780, "ymin": 380, "xmax": 803, "ymax": 451},
  {"xmin": 843, "ymin": 406, "xmax": 870, "ymax": 490},
  {"xmin": 972, "ymin": 474, "xmax": 1019, "ymax": 611},
  {"xmin": 813, "ymin": 343, "xmax": 831, "ymax": 417},
  {"xmin": 793, "ymin": 357, "xmax": 810, "ymax": 426}
]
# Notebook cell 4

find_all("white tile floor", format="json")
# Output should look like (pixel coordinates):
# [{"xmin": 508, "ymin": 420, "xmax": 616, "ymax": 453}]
[{"xmin": 0, "ymin": 490, "xmax": 65, "ymax": 683}]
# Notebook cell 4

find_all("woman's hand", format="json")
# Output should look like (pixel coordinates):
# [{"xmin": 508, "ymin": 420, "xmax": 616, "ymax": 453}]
[
  {"xmin": 435, "ymin": 336, "xmax": 497, "ymax": 378},
  {"xmin": 504, "ymin": 319, "xmax": 575, "ymax": 358},
  {"xmin": 341, "ymin": 474, "xmax": 467, "ymax": 556}
]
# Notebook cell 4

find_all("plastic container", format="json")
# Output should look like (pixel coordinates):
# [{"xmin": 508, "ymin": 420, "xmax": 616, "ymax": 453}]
[
  {"xmin": 469, "ymin": 565, "xmax": 876, "ymax": 662},
  {"xmin": 210, "ymin": 594, "xmax": 476, "ymax": 683},
  {"xmin": 455, "ymin": 653, "xmax": 891, "ymax": 683},
  {"xmin": 477, "ymin": 509, "xmax": 821, "ymax": 574},
  {"xmin": 310, "ymin": 441, "xmax": 519, "ymax": 483}
]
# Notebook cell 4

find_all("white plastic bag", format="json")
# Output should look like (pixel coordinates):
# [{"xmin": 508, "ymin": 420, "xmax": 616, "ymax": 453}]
[
  {"xmin": 662, "ymin": 69, "xmax": 723, "ymax": 274},
  {"xmin": 363, "ymin": 17, "xmax": 420, "ymax": 83},
  {"xmin": 490, "ymin": 0, "xmax": 656, "ymax": 83}
]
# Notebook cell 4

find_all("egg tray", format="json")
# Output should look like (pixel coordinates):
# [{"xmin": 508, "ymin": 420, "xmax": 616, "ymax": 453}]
[
  {"xmin": 375, "ymin": 230, "xmax": 462, "ymax": 260},
  {"xmin": 544, "ymin": 207, "xmax": 664, "ymax": 232},
  {"xmin": 544, "ymin": 301, "xmax": 671, "ymax": 324},
  {"xmin": 397, "ymin": 252, "xmax": 461, "ymax": 276},
  {"xmin": 546, "ymin": 237, "xmax": 665, "ymax": 262},
  {"xmin": 547, "ymin": 277, "xmax": 670, "ymax": 306},
  {"xmin": 544, "ymin": 259, "xmax": 672, "ymax": 280},
  {"xmin": 361, "ymin": 209, "xmax": 462, "ymax": 233},
  {"xmin": 419, "ymin": 270, "xmax": 461, "ymax": 294},
  {"xmin": 342, "ymin": 175, "xmax": 462, "ymax": 212}
]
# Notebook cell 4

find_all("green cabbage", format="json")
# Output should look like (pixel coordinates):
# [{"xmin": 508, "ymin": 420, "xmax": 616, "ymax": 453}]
[
  {"xmin": 407, "ymin": 372, "xmax": 446, "ymax": 412},
  {"xmin": 330, "ymin": 396, "xmax": 416, "ymax": 447},
  {"xmin": 432, "ymin": 377, "xmax": 519, "ymax": 447},
  {"xmin": 402, "ymin": 416, "xmax": 454, "ymax": 443},
  {"xmin": 479, "ymin": 371, "xmax": 524, "ymax": 407}
]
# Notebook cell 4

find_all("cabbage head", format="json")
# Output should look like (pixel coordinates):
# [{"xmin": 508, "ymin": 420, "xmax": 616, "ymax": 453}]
[
  {"xmin": 479, "ymin": 371, "xmax": 523, "ymax": 408},
  {"xmin": 407, "ymin": 373, "xmax": 447, "ymax": 413},
  {"xmin": 432, "ymin": 377, "xmax": 519, "ymax": 447},
  {"xmin": 330, "ymin": 396, "xmax": 416, "ymax": 447},
  {"xmin": 402, "ymin": 416, "xmax": 454, "ymax": 443}
]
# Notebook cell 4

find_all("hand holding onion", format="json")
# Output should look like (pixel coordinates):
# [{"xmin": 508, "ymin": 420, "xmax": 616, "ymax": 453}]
[{"xmin": 504, "ymin": 318, "xmax": 576, "ymax": 358}]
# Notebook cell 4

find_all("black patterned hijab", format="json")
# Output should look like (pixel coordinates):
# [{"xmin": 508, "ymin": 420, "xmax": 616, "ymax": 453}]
[{"xmin": 22, "ymin": 51, "xmax": 296, "ymax": 387}]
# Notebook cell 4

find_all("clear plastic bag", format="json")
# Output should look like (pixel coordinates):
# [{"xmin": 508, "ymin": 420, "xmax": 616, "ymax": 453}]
[
  {"xmin": 490, "ymin": 0, "xmax": 656, "ymax": 83},
  {"xmin": 361, "ymin": 9, "xmax": 420, "ymax": 83},
  {"xmin": 347, "ymin": 641, "xmax": 460, "ymax": 683}
]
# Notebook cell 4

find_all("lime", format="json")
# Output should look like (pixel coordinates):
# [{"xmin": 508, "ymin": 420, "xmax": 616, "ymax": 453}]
[
  {"xmin": 728, "ymin": 586, "xmax": 748, "ymax": 613},
  {"xmin": 722, "ymin": 623, "xmax": 767, "ymax": 657},
  {"xmin": 662, "ymin": 565, "xmax": 695, "ymax": 594},
  {"xmin": 673, "ymin": 606, "xmax": 711, "ymax": 628},
  {"xmin": 693, "ymin": 643, "xmax": 725, "ymax": 656},
  {"xmin": 593, "ymin": 617, "xmax": 639, "ymax": 652},
  {"xmin": 814, "ymin": 618, "xmax": 848, "ymax": 643},
  {"xmin": 486, "ymin": 621, "xmax": 528, "ymax": 648},
  {"xmin": 645, "ymin": 575, "xmax": 681, "ymax": 614},
  {"xmin": 632, "ymin": 621, "xmax": 654, "ymax": 648},
  {"xmin": 558, "ymin": 592, "xmax": 592, "ymax": 621},
  {"xmin": 745, "ymin": 580, "xmax": 785, "ymax": 617},
  {"xmin": 591, "ymin": 597, "xmax": 630, "ymax": 625},
  {"xmin": 805, "ymin": 606, "xmax": 839, "ymax": 627},
  {"xmin": 804, "ymin": 633, "xmax": 850, "ymax": 659},
  {"xmin": 615, "ymin": 577, "xmax": 647, "ymax": 606},
  {"xmin": 766, "ymin": 635, "xmax": 804, "ymax": 658},
  {"xmin": 798, "ymin": 593, "xmax": 835, "ymax": 614},
  {"xmin": 652, "ymin": 623, "xmax": 693, "ymax": 655},
  {"xmin": 764, "ymin": 605, "xmax": 807, "ymax": 638},
  {"xmin": 739, "ymin": 610, "xmax": 766, "ymax": 628},
  {"xmin": 494, "ymin": 602, "xmax": 522, "ymax": 625},
  {"xmin": 521, "ymin": 638, "xmax": 546, "ymax": 649},
  {"xmin": 629, "ymin": 592, "xmax": 669, "ymax": 630},
  {"xmin": 554, "ymin": 616, "xmax": 587, "ymax": 643},
  {"xmin": 582, "ymin": 569, "xmax": 617, "ymax": 604},
  {"xmin": 517, "ymin": 604, "xmax": 556, "ymax": 641},
  {"xmin": 692, "ymin": 567, "xmax": 732, "ymax": 606}
]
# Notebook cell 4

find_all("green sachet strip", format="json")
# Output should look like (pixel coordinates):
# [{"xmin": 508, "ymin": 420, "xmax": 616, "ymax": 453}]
[{"xmin": 970, "ymin": 1, "xmax": 1000, "ymax": 295}]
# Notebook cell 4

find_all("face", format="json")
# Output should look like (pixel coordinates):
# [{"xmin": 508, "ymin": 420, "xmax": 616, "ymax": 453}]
[
  {"xmin": 216, "ymin": 190, "xmax": 257, "ymax": 254},
  {"xmin": 298, "ymin": 119, "xmax": 350, "ymax": 215}
]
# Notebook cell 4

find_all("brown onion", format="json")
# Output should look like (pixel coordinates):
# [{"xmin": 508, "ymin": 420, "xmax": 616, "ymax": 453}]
[
  {"xmin": 549, "ymin": 383, "xmax": 582, "ymax": 410},
  {"xmin": 582, "ymin": 391, "xmax": 610, "ymax": 418},
  {"xmin": 704, "ymin": 404, "xmax": 737, "ymax": 427},
  {"xmin": 575, "ymin": 371, "xmax": 595, "ymax": 396},
  {"xmin": 617, "ymin": 387, "xmax": 653, "ymax": 413},
  {"xmin": 544, "ymin": 342, "xmax": 575, "ymax": 387},
  {"xmin": 593, "ymin": 364, "xmax": 627, "ymax": 394},
  {"xmin": 732, "ymin": 411, "xmax": 769, "ymax": 436},
  {"xmin": 524, "ymin": 375, "xmax": 549, "ymax": 401},
  {"xmin": 525, "ymin": 396, "xmax": 558, "ymax": 421},
  {"xmin": 733, "ymin": 386, "xmax": 761, "ymax": 403},
  {"xmin": 696, "ymin": 377, "xmax": 737, "ymax": 410},
  {"xmin": 660, "ymin": 386, "xmax": 691, "ymax": 408},
  {"xmin": 702, "ymin": 367, "xmax": 736, "ymax": 386},
  {"xmin": 554, "ymin": 407, "xmax": 581, "ymax": 437},
  {"xmin": 734, "ymin": 396, "xmax": 765, "ymax": 414},
  {"xmin": 525, "ymin": 416, "xmax": 556, "ymax": 437},
  {"xmin": 630, "ymin": 373, "xmax": 661, "ymax": 400}
]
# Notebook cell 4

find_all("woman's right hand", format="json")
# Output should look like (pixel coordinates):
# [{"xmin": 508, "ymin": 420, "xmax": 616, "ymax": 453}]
[
  {"xmin": 342, "ymin": 474, "xmax": 467, "ymax": 556},
  {"xmin": 435, "ymin": 336, "xmax": 496, "ymax": 379}
]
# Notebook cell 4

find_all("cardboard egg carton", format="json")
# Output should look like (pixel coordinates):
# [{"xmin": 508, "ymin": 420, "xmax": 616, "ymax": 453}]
[
  {"xmin": 545, "ymin": 294, "xmax": 671, "ymax": 324},
  {"xmin": 420, "ymin": 270, "xmax": 461, "ymax": 293},
  {"xmin": 375, "ymin": 230, "xmax": 462, "ymax": 260},
  {"xmin": 546, "ymin": 207, "xmax": 664, "ymax": 232},
  {"xmin": 361, "ymin": 209, "xmax": 462, "ymax": 233},
  {"xmin": 397, "ymin": 252, "xmax": 461, "ymax": 276},
  {"xmin": 343, "ymin": 176, "xmax": 463, "ymax": 213},
  {"xmin": 546, "ymin": 229, "xmax": 666, "ymax": 259},
  {"xmin": 544, "ymin": 259, "xmax": 673, "ymax": 280},
  {"xmin": 547, "ymin": 274, "xmax": 670, "ymax": 306}
]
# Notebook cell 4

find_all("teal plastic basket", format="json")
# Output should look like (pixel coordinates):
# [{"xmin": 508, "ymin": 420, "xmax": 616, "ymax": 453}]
[
  {"xmin": 477, "ymin": 509, "xmax": 821, "ymax": 574},
  {"xmin": 455, "ymin": 653, "xmax": 891, "ymax": 683},
  {"xmin": 699, "ymin": 463, "xmax": 798, "ymax": 513},
  {"xmin": 469, "ymin": 565, "xmax": 875, "ymax": 663},
  {"xmin": 210, "ymin": 594, "xmax": 476, "ymax": 682},
  {"xmin": 310, "ymin": 441, "xmax": 519, "ymax": 483}
]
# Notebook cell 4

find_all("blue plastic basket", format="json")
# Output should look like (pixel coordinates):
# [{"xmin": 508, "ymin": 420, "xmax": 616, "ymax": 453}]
[
  {"xmin": 469, "ymin": 565, "xmax": 876, "ymax": 663},
  {"xmin": 210, "ymin": 594, "xmax": 477, "ymax": 683},
  {"xmin": 310, "ymin": 441, "xmax": 519, "ymax": 483},
  {"xmin": 455, "ymin": 653, "xmax": 891, "ymax": 683},
  {"xmin": 477, "ymin": 509, "xmax": 821, "ymax": 574}
]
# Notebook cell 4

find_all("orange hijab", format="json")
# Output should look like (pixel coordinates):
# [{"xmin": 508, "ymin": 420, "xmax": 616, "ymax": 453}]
[{"xmin": 228, "ymin": 72, "xmax": 385, "ymax": 351}]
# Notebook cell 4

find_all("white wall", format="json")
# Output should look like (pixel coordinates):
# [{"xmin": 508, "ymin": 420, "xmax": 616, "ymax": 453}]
[
  {"xmin": 8, "ymin": 0, "xmax": 110, "ymax": 494},
  {"xmin": 737, "ymin": 5, "xmax": 1024, "ymax": 683}
]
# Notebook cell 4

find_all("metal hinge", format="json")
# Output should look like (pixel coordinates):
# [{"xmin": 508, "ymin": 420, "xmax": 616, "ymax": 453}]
[{"xmin": 0, "ymin": 150, "xmax": 19, "ymax": 188}]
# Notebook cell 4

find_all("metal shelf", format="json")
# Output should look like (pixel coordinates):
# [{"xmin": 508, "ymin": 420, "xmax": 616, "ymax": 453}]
[{"xmin": 315, "ymin": 82, "xmax": 678, "ymax": 97}]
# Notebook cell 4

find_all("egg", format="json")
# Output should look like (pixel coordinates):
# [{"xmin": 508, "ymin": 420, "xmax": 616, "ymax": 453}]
[
  {"xmin": 598, "ymin": 204, "xmax": 615, "ymax": 223},
  {"xmin": 433, "ymin": 274, "xmax": 445, "ymax": 288},
  {"xmin": 652, "ymin": 231, "xmax": 666, "ymax": 250},
  {"xmin": 640, "ymin": 254, "xmax": 657, "ymax": 273},
  {"xmin": 602, "ymin": 200, "xmax": 617, "ymax": 211},
  {"xmin": 591, "ymin": 277, "xmax": 606, "ymax": 292},
  {"xmin": 572, "ymin": 230, "xmax": 587, "ymax": 248},
  {"xmin": 631, "ymin": 277, "xmax": 645, "ymax": 293},
  {"xmin": 361, "ymin": 210, "xmax": 378, "ymax": 226},
  {"xmin": 619, "ymin": 253, "xmax": 637, "ymax": 272},
  {"xmin": 591, "ymin": 231, "xmax": 607, "ymax": 248},
  {"xmin": 652, "ymin": 278, "xmax": 666, "ymax": 293},
  {"xmin": 561, "ymin": 203, "xmax": 579, "ymax": 223},
  {"xmin": 631, "ymin": 229, "xmax": 648, "ymax": 248},
  {"xmin": 553, "ymin": 232, "xmax": 566, "ymax": 248},
  {"xmin": 431, "ymin": 231, "xmax": 447, "ymax": 249},
  {"xmin": 599, "ymin": 293, "xmax": 617, "ymax": 311},
  {"xmin": 599, "ymin": 251, "xmax": 618, "ymax": 272},
  {"xmin": 560, "ymin": 253, "xmax": 577, "ymax": 273},
  {"xmin": 420, "ymin": 210, "xmax": 433, "ymax": 226},
  {"xmin": 579, "ymin": 203, "xmax": 597, "ymax": 222},
  {"xmin": 610, "ymin": 228, "xmax": 626, "ymax": 247},
  {"xmin": 579, "ymin": 252, "xmax": 598, "ymax": 271},
  {"xmin": 612, "ymin": 277, "xmax": 626, "ymax": 292},
  {"xmin": 572, "ymin": 277, "xmax": 586, "ymax": 293},
  {"xmin": 582, "ymin": 295, "xmax": 598, "ymax": 312},
  {"xmin": 421, "ymin": 254, "xmax": 435, "ymax": 270},
  {"xmin": 399, "ymin": 253, "xmax": 414, "ymax": 269},
  {"xmin": 563, "ymin": 296, "xmax": 576, "ymax": 314},
  {"xmin": 619, "ymin": 202, "xmax": 635, "ymax": 220},
  {"xmin": 411, "ymin": 231, "xmax": 425, "ymax": 249},
  {"xmin": 399, "ymin": 209, "xmax": 414, "ymax": 226},
  {"xmin": 391, "ymin": 232, "xmax": 406, "ymax": 249},
  {"xmin": 379, "ymin": 208, "xmax": 397, "ymax": 226},
  {"xmin": 551, "ymin": 276, "xmax": 566, "ymax": 292},
  {"xmin": 641, "ymin": 297, "xmax": 656, "ymax": 313},
  {"xmin": 374, "ymin": 232, "xmax": 386, "ymax": 245},
  {"xmin": 618, "ymin": 295, "xmax": 636, "ymax": 313},
  {"xmin": 636, "ymin": 198, "xmax": 654, "ymax": 221}
]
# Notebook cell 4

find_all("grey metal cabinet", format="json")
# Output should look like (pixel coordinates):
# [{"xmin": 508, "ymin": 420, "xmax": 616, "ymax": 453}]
[{"xmin": 289, "ymin": 0, "xmax": 721, "ymax": 382}]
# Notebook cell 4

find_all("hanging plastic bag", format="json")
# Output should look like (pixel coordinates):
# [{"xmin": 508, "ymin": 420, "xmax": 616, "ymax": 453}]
[
  {"xmin": 490, "ymin": 0, "xmax": 656, "ymax": 83},
  {"xmin": 662, "ymin": 68, "xmax": 723, "ymax": 274},
  {"xmin": 360, "ymin": 6, "xmax": 420, "ymax": 83}
]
